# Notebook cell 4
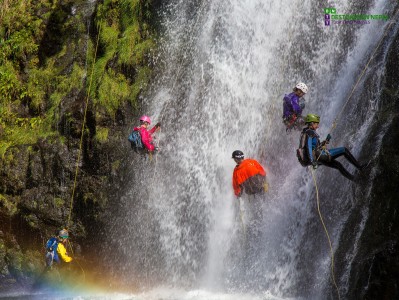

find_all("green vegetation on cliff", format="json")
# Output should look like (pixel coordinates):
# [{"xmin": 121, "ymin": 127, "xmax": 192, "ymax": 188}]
[
  {"xmin": 0, "ymin": 0, "xmax": 161, "ymax": 285},
  {"xmin": 0, "ymin": 0, "xmax": 158, "ymax": 157}
]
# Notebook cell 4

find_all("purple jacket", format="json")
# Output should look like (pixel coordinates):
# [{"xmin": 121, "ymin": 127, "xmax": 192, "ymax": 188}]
[{"xmin": 283, "ymin": 92, "xmax": 302, "ymax": 118}]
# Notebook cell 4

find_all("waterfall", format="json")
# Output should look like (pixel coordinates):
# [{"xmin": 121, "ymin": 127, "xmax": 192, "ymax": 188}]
[{"xmin": 107, "ymin": 0, "xmax": 397, "ymax": 298}]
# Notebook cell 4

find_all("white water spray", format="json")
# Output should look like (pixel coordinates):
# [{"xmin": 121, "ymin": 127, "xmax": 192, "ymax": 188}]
[{"xmin": 110, "ymin": 0, "xmax": 396, "ymax": 298}]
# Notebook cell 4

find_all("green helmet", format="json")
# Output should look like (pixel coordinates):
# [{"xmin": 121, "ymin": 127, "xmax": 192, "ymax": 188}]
[
  {"xmin": 306, "ymin": 114, "xmax": 320, "ymax": 124},
  {"xmin": 58, "ymin": 229, "xmax": 69, "ymax": 239}
]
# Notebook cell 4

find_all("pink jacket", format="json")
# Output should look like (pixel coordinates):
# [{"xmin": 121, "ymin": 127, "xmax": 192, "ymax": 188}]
[{"xmin": 133, "ymin": 125, "xmax": 157, "ymax": 152}]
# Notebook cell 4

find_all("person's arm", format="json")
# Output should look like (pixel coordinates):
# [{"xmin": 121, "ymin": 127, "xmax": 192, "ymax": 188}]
[
  {"xmin": 254, "ymin": 161, "xmax": 266, "ymax": 177},
  {"xmin": 232, "ymin": 173, "xmax": 242, "ymax": 197},
  {"xmin": 306, "ymin": 133, "xmax": 315, "ymax": 163},
  {"xmin": 148, "ymin": 125, "xmax": 159, "ymax": 135},
  {"xmin": 140, "ymin": 128, "xmax": 155, "ymax": 151},
  {"xmin": 57, "ymin": 243, "xmax": 73, "ymax": 263},
  {"xmin": 306, "ymin": 132, "xmax": 319, "ymax": 168}
]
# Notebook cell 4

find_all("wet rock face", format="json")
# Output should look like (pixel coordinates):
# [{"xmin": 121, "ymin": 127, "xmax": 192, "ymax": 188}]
[
  {"xmin": 344, "ymin": 30, "xmax": 399, "ymax": 298},
  {"xmin": 0, "ymin": 111, "xmax": 132, "ymax": 288}
]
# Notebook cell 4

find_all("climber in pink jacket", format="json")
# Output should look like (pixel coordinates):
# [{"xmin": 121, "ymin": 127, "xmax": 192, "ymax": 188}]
[{"xmin": 133, "ymin": 115, "xmax": 161, "ymax": 152}]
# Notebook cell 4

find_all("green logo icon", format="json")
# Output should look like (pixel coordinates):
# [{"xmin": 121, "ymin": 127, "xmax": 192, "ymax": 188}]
[{"xmin": 324, "ymin": 7, "xmax": 337, "ymax": 14}]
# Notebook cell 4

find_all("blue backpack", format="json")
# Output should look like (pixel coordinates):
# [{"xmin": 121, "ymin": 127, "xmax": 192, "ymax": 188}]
[
  {"xmin": 45, "ymin": 237, "xmax": 59, "ymax": 267},
  {"xmin": 128, "ymin": 130, "xmax": 144, "ymax": 152}
]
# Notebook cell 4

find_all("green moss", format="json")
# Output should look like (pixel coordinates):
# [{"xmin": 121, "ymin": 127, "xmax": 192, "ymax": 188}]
[
  {"xmin": 96, "ymin": 69, "xmax": 130, "ymax": 117},
  {"xmin": 0, "ymin": 142, "xmax": 13, "ymax": 160},
  {"xmin": 95, "ymin": 126, "xmax": 109, "ymax": 143},
  {"xmin": 91, "ymin": 0, "xmax": 157, "ymax": 117},
  {"xmin": 83, "ymin": 193, "xmax": 95, "ymax": 204},
  {"xmin": 0, "ymin": 61, "xmax": 24, "ymax": 104},
  {"xmin": 112, "ymin": 159, "xmax": 121, "ymax": 172},
  {"xmin": 25, "ymin": 214, "xmax": 39, "ymax": 229},
  {"xmin": 118, "ymin": 23, "xmax": 141, "ymax": 64},
  {"xmin": 0, "ymin": 194, "xmax": 18, "ymax": 215},
  {"xmin": 53, "ymin": 197, "xmax": 65, "ymax": 208},
  {"xmin": 130, "ymin": 66, "xmax": 152, "ymax": 105},
  {"xmin": 99, "ymin": 21, "xmax": 120, "ymax": 50},
  {"xmin": 0, "ymin": 114, "xmax": 57, "ymax": 158}
]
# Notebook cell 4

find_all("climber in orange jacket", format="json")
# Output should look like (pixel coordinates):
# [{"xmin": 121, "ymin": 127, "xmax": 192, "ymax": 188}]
[{"xmin": 232, "ymin": 150, "xmax": 268, "ymax": 197}]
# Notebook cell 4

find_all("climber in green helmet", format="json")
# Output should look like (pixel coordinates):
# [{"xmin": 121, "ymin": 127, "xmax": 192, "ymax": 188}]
[
  {"xmin": 297, "ymin": 113, "xmax": 367, "ymax": 181},
  {"xmin": 45, "ymin": 229, "xmax": 73, "ymax": 268}
]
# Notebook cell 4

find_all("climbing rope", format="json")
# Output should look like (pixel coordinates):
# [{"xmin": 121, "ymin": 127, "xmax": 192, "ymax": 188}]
[
  {"xmin": 310, "ymin": 168, "xmax": 341, "ymax": 300},
  {"xmin": 66, "ymin": 24, "xmax": 102, "ymax": 229},
  {"xmin": 239, "ymin": 199, "xmax": 246, "ymax": 237},
  {"xmin": 154, "ymin": 127, "xmax": 161, "ymax": 166},
  {"xmin": 309, "ymin": 10, "xmax": 399, "ymax": 298},
  {"xmin": 66, "ymin": 239, "xmax": 86, "ymax": 287}
]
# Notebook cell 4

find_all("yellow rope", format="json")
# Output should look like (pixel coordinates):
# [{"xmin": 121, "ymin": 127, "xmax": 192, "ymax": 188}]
[
  {"xmin": 329, "ymin": 7, "xmax": 399, "ymax": 135},
  {"xmin": 67, "ymin": 239, "xmax": 86, "ymax": 286},
  {"xmin": 66, "ymin": 25, "xmax": 102, "ymax": 228},
  {"xmin": 310, "ymin": 168, "xmax": 340, "ymax": 300},
  {"xmin": 154, "ymin": 127, "xmax": 161, "ymax": 166},
  {"xmin": 239, "ymin": 199, "xmax": 246, "ymax": 236}
]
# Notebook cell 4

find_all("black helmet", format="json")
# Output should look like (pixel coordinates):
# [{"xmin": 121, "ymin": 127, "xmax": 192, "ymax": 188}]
[{"xmin": 232, "ymin": 150, "xmax": 244, "ymax": 159}]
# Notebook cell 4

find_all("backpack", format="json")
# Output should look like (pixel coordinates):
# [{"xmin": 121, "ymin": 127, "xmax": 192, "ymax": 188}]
[
  {"xmin": 45, "ymin": 237, "xmax": 58, "ymax": 267},
  {"xmin": 296, "ymin": 130, "xmax": 311, "ymax": 167},
  {"xmin": 128, "ymin": 130, "xmax": 143, "ymax": 152}
]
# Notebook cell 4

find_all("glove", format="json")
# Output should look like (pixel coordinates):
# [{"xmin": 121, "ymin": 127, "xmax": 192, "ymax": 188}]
[
  {"xmin": 155, "ymin": 122, "xmax": 161, "ymax": 128},
  {"xmin": 312, "ymin": 162, "xmax": 318, "ymax": 170},
  {"xmin": 263, "ymin": 182, "xmax": 269, "ymax": 193}
]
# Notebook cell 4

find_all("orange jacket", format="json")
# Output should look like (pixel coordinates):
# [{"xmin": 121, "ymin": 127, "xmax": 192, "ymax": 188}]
[{"xmin": 232, "ymin": 159, "xmax": 266, "ymax": 196}]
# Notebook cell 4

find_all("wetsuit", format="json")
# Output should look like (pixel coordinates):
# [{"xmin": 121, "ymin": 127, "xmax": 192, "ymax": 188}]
[{"xmin": 303, "ymin": 128, "xmax": 363, "ymax": 180}]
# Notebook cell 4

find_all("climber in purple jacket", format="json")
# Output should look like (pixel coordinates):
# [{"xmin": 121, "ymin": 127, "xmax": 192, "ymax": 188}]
[{"xmin": 283, "ymin": 82, "xmax": 308, "ymax": 132}]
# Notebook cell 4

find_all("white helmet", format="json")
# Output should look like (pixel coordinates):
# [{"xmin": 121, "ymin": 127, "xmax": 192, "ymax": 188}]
[{"xmin": 295, "ymin": 82, "xmax": 308, "ymax": 94}]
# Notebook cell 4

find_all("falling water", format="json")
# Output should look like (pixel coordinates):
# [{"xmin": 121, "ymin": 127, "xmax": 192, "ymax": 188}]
[{"xmin": 106, "ymin": 0, "xmax": 397, "ymax": 299}]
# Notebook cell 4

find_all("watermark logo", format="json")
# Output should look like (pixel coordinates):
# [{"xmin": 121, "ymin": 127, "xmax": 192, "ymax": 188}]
[
  {"xmin": 324, "ymin": 7, "xmax": 336, "ymax": 26},
  {"xmin": 324, "ymin": 7, "xmax": 389, "ymax": 26}
]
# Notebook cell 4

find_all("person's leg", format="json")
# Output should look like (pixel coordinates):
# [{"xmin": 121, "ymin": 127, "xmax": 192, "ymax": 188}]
[
  {"xmin": 329, "ymin": 147, "xmax": 362, "ymax": 169},
  {"xmin": 321, "ymin": 160, "xmax": 354, "ymax": 180}
]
